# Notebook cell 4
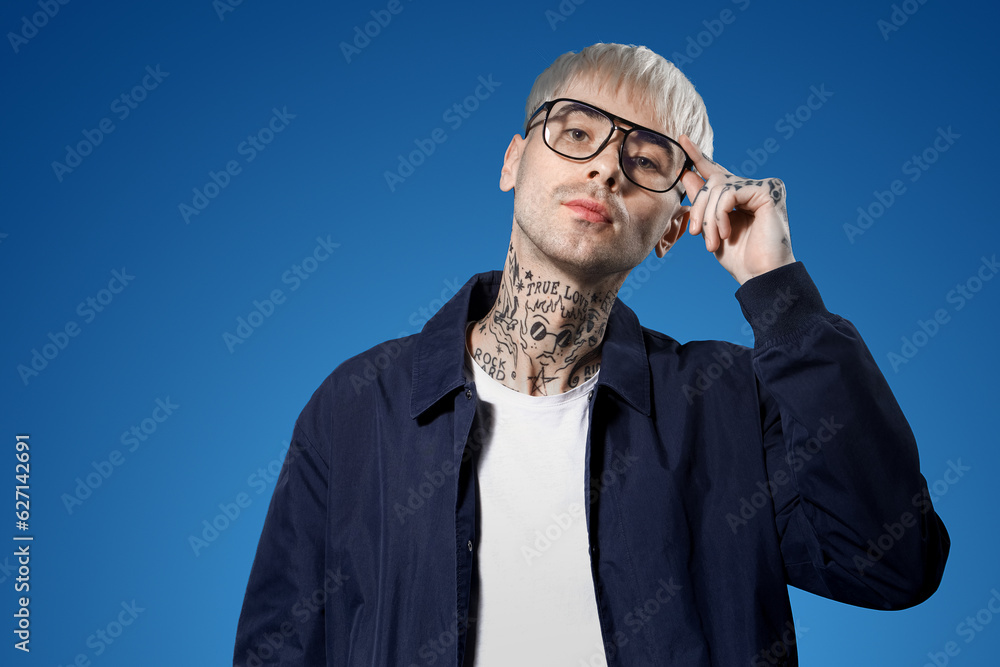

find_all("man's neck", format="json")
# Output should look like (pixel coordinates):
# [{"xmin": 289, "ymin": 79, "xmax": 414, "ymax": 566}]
[{"xmin": 468, "ymin": 242, "xmax": 623, "ymax": 396}]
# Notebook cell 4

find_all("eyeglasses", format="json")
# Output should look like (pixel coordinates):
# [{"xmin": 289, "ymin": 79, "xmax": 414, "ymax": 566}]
[{"xmin": 525, "ymin": 98, "xmax": 693, "ymax": 197}]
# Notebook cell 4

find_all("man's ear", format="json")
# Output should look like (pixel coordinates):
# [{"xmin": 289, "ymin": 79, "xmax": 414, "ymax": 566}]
[
  {"xmin": 654, "ymin": 205, "xmax": 689, "ymax": 258},
  {"xmin": 499, "ymin": 134, "xmax": 525, "ymax": 192}
]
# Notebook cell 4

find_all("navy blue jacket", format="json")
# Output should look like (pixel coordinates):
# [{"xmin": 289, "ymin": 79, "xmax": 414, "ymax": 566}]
[{"xmin": 234, "ymin": 262, "xmax": 949, "ymax": 666}]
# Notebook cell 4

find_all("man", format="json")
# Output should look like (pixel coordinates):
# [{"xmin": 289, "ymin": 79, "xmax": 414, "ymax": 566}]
[{"xmin": 234, "ymin": 43, "xmax": 949, "ymax": 666}]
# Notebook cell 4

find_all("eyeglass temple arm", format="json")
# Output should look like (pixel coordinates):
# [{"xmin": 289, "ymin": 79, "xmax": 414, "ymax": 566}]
[
  {"xmin": 676, "ymin": 156, "xmax": 696, "ymax": 202},
  {"xmin": 523, "ymin": 102, "xmax": 554, "ymax": 136}
]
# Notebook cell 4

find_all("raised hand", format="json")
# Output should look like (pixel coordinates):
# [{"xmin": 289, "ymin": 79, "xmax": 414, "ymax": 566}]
[{"xmin": 678, "ymin": 134, "xmax": 796, "ymax": 285}]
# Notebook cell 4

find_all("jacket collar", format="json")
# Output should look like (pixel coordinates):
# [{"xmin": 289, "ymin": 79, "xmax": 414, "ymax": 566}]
[{"xmin": 410, "ymin": 271, "xmax": 651, "ymax": 418}]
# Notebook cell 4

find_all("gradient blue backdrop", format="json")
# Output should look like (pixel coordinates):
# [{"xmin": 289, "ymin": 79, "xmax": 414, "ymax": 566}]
[{"xmin": 2, "ymin": 0, "xmax": 998, "ymax": 664}]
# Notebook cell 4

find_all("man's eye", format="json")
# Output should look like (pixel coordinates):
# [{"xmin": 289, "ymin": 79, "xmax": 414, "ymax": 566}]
[
  {"xmin": 630, "ymin": 155, "xmax": 659, "ymax": 171},
  {"xmin": 567, "ymin": 128, "xmax": 589, "ymax": 141}
]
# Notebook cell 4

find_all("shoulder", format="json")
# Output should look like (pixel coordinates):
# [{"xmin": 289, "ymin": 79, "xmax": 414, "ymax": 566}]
[
  {"xmin": 328, "ymin": 332, "xmax": 422, "ymax": 395},
  {"xmin": 293, "ymin": 331, "xmax": 422, "ymax": 449},
  {"xmin": 638, "ymin": 325, "xmax": 758, "ymax": 407},
  {"xmin": 641, "ymin": 325, "xmax": 752, "ymax": 368}
]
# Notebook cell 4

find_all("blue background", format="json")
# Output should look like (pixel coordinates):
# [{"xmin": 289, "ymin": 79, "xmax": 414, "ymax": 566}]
[{"xmin": 2, "ymin": 0, "xmax": 998, "ymax": 664}]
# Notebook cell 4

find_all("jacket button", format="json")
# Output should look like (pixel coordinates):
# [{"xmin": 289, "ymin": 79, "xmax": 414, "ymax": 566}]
[
  {"xmin": 467, "ymin": 540, "xmax": 473, "ymax": 551},
  {"xmin": 588, "ymin": 390, "xmax": 593, "ymax": 401},
  {"xmin": 465, "ymin": 389, "xmax": 472, "ymax": 400}
]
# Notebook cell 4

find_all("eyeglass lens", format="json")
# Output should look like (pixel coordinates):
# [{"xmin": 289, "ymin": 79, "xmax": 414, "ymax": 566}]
[{"xmin": 543, "ymin": 100, "xmax": 685, "ymax": 192}]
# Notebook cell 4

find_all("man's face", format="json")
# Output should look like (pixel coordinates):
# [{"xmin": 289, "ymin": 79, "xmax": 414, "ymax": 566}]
[{"xmin": 500, "ymin": 73, "xmax": 687, "ymax": 280}]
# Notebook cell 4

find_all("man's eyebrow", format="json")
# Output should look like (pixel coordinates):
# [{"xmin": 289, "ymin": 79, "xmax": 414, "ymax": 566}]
[
  {"xmin": 630, "ymin": 130, "xmax": 673, "ymax": 148},
  {"xmin": 556, "ymin": 103, "xmax": 608, "ymax": 121}
]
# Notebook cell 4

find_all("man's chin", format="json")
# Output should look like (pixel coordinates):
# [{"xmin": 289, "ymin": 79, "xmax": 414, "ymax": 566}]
[
  {"xmin": 514, "ymin": 220, "xmax": 639, "ymax": 278},
  {"xmin": 544, "ymin": 246, "xmax": 636, "ymax": 282}
]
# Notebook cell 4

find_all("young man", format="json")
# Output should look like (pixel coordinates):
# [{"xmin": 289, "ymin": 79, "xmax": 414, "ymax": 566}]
[{"xmin": 234, "ymin": 44, "xmax": 949, "ymax": 666}]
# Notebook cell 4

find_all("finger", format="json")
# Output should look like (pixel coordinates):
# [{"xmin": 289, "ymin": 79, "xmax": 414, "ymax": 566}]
[
  {"xmin": 680, "ymin": 168, "xmax": 705, "ymax": 206},
  {"xmin": 701, "ymin": 184, "xmax": 726, "ymax": 252},
  {"xmin": 717, "ymin": 208, "xmax": 731, "ymax": 247},
  {"xmin": 688, "ymin": 182, "xmax": 710, "ymax": 236},
  {"xmin": 690, "ymin": 169, "xmax": 720, "ymax": 236},
  {"xmin": 691, "ymin": 173, "xmax": 722, "ymax": 240},
  {"xmin": 679, "ymin": 134, "xmax": 728, "ymax": 181},
  {"xmin": 714, "ymin": 185, "xmax": 738, "ymax": 241}
]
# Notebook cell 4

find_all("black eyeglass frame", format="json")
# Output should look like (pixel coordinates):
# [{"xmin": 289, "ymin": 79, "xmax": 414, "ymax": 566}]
[{"xmin": 524, "ymin": 98, "xmax": 694, "ymax": 199}]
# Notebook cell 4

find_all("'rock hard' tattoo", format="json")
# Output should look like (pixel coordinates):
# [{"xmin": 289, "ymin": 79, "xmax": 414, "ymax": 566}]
[{"xmin": 472, "ymin": 244, "xmax": 614, "ymax": 396}]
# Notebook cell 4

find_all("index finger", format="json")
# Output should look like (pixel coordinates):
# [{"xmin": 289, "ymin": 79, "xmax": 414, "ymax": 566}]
[{"xmin": 678, "ymin": 134, "xmax": 724, "ymax": 180}]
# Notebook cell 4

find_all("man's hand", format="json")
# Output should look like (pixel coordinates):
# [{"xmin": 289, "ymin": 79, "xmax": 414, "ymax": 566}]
[{"xmin": 678, "ymin": 134, "xmax": 796, "ymax": 285}]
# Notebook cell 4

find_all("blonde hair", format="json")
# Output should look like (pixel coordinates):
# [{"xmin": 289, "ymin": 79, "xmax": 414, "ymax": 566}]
[{"xmin": 525, "ymin": 43, "xmax": 714, "ymax": 159}]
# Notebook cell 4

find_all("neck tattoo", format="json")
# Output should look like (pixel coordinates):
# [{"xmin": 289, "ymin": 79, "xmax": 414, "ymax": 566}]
[{"xmin": 469, "ymin": 243, "xmax": 616, "ymax": 396}]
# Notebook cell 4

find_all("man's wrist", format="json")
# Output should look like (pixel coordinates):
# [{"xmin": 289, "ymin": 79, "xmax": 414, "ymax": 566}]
[{"xmin": 735, "ymin": 261, "xmax": 828, "ymax": 344}]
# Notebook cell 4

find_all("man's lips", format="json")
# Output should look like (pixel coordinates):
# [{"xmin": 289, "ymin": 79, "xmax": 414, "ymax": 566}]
[{"xmin": 563, "ymin": 198, "xmax": 611, "ymax": 224}]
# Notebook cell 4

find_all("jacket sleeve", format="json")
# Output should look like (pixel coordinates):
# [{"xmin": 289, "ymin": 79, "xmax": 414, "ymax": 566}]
[
  {"xmin": 735, "ymin": 261, "xmax": 950, "ymax": 610},
  {"xmin": 233, "ymin": 415, "xmax": 330, "ymax": 665}
]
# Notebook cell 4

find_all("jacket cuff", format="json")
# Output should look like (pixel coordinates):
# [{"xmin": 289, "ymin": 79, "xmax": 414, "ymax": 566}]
[{"xmin": 735, "ymin": 261, "xmax": 830, "ymax": 345}]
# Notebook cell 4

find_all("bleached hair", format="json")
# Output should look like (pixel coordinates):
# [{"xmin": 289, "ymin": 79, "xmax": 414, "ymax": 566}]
[{"xmin": 524, "ymin": 43, "xmax": 714, "ymax": 159}]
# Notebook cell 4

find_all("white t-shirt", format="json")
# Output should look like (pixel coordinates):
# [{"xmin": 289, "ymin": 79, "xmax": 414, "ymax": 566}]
[{"xmin": 464, "ymin": 346, "xmax": 607, "ymax": 666}]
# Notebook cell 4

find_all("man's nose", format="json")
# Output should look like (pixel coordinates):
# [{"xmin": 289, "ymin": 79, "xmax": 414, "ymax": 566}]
[{"xmin": 586, "ymin": 130, "xmax": 625, "ymax": 189}]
